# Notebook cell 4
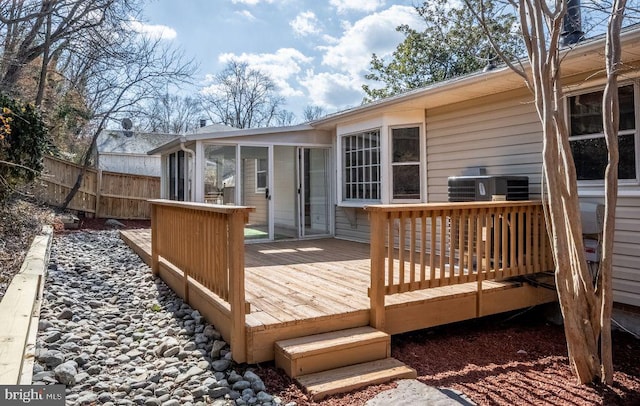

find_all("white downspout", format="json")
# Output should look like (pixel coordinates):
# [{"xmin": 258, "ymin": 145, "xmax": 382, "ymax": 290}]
[{"xmin": 179, "ymin": 136, "xmax": 196, "ymax": 202}]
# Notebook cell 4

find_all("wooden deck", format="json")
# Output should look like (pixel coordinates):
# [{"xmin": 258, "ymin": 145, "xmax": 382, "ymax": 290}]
[{"xmin": 121, "ymin": 229, "xmax": 557, "ymax": 363}]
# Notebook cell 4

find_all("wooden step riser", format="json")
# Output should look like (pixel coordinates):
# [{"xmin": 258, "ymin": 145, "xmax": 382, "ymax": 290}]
[
  {"xmin": 296, "ymin": 358, "xmax": 418, "ymax": 401},
  {"xmin": 275, "ymin": 339, "xmax": 390, "ymax": 378},
  {"xmin": 274, "ymin": 327, "xmax": 391, "ymax": 378}
]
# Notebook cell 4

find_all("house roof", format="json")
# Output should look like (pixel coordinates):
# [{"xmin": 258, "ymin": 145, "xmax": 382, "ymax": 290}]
[
  {"xmin": 194, "ymin": 123, "xmax": 238, "ymax": 134},
  {"xmin": 148, "ymin": 25, "xmax": 640, "ymax": 155},
  {"xmin": 147, "ymin": 123, "xmax": 318, "ymax": 155},
  {"xmin": 309, "ymin": 25, "xmax": 640, "ymax": 130},
  {"xmin": 97, "ymin": 130, "xmax": 180, "ymax": 155}
]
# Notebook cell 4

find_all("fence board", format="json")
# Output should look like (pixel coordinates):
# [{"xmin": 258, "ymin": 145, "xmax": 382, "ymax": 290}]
[{"xmin": 38, "ymin": 156, "xmax": 160, "ymax": 219}]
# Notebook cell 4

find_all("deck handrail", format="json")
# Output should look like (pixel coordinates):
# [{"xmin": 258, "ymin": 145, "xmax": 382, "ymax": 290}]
[
  {"xmin": 150, "ymin": 199, "xmax": 254, "ymax": 362},
  {"xmin": 365, "ymin": 200, "xmax": 554, "ymax": 329}
]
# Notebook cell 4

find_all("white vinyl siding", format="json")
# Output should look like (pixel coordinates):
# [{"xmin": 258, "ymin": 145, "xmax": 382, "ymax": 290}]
[
  {"xmin": 99, "ymin": 153, "xmax": 162, "ymax": 177},
  {"xmin": 334, "ymin": 206, "xmax": 370, "ymax": 242},
  {"xmin": 426, "ymin": 89, "xmax": 544, "ymax": 202}
]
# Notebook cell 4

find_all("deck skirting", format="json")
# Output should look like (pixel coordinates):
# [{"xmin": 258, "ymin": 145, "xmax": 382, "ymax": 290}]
[{"xmin": 121, "ymin": 230, "xmax": 557, "ymax": 364}]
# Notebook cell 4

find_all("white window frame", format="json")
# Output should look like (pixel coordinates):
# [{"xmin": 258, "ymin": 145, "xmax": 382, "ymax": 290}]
[
  {"xmin": 389, "ymin": 125, "xmax": 423, "ymax": 203},
  {"xmin": 567, "ymin": 80, "xmax": 640, "ymax": 187},
  {"xmin": 339, "ymin": 129, "xmax": 382, "ymax": 205},
  {"xmin": 255, "ymin": 157, "xmax": 268, "ymax": 193}
]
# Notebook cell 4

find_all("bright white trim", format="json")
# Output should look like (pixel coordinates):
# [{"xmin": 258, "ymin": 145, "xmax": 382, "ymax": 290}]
[
  {"xmin": 567, "ymin": 80, "xmax": 640, "ymax": 185},
  {"xmin": 337, "ymin": 200, "xmax": 381, "ymax": 208},
  {"xmin": 338, "ymin": 128, "xmax": 382, "ymax": 205},
  {"xmin": 389, "ymin": 124, "xmax": 422, "ymax": 203},
  {"xmin": 578, "ymin": 186, "xmax": 640, "ymax": 198}
]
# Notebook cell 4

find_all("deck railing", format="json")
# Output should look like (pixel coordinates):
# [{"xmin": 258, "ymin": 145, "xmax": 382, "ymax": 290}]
[
  {"xmin": 365, "ymin": 201, "xmax": 554, "ymax": 329},
  {"xmin": 150, "ymin": 200, "xmax": 254, "ymax": 362}
]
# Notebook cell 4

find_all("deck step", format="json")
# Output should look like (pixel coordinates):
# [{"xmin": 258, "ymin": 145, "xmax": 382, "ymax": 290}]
[
  {"xmin": 296, "ymin": 358, "xmax": 417, "ymax": 401},
  {"xmin": 275, "ymin": 326, "xmax": 390, "ymax": 378}
]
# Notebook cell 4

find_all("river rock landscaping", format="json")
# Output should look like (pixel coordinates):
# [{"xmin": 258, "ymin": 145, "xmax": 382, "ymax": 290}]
[{"xmin": 33, "ymin": 229, "xmax": 286, "ymax": 406}]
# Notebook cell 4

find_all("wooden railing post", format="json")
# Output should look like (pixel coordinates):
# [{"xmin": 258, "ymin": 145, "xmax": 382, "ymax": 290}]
[
  {"xmin": 95, "ymin": 169, "xmax": 102, "ymax": 218},
  {"xmin": 228, "ymin": 209, "xmax": 247, "ymax": 363},
  {"xmin": 369, "ymin": 209, "xmax": 386, "ymax": 330},
  {"xmin": 151, "ymin": 203, "xmax": 159, "ymax": 276}
]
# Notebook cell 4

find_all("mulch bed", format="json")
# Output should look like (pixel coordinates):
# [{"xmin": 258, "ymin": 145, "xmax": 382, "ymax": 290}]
[
  {"xmin": 0, "ymin": 198, "xmax": 55, "ymax": 299},
  {"xmin": 70, "ymin": 217, "xmax": 151, "ymax": 231},
  {"xmin": 260, "ymin": 310, "xmax": 640, "ymax": 406}
]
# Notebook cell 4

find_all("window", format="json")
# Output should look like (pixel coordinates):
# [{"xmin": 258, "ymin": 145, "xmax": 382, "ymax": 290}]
[
  {"xmin": 255, "ymin": 158, "xmax": 267, "ymax": 192},
  {"xmin": 342, "ymin": 130, "xmax": 381, "ymax": 201},
  {"xmin": 391, "ymin": 127, "xmax": 421, "ymax": 200},
  {"xmin": 167, "ymin": 150, "xmax": 186, "ymax": 201},
  {"xmin": 569, "ymin": 84, "xmax": 637, "ymax": 181}
]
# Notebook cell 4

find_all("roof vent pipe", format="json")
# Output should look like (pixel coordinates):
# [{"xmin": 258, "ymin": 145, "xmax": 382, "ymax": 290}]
[{"xmin": 561, "ymin": 0, "xmax": 583, "ymax": 46}]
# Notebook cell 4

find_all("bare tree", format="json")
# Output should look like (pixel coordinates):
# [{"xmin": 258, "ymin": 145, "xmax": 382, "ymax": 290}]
[
  {"xmin": 57, "ymin": 17, "xmax": 194, "ymax": 208},
  {"xmin": 599, "ymin": 0, "xmax": 627, "ymax": 384},
  {"xmin": 200, "ymin": 60, "xmax": 285, "ymax": 129},
  {"xmin": 274, "ymin": 109, "xmax": 295, "ymax": 126},
  {"xmin": 0, "ymin": 0, "xmax": 130, "ymax": 99},
  {"xmin": 302, "ymin": 105, "xmax": 325, "ymax": 122},
  {"xmin": 140, "ymin": 92, "xmax": 203, "ymax": 134},
  {"xmin": 465, "ymin": 0, "xmax": 630, "ymax": 384}
]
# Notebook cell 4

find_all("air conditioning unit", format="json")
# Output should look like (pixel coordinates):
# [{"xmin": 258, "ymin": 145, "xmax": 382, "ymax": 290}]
[{"xmin": 448, "ymin": 175, "xmax": 529, "ymax": 202}]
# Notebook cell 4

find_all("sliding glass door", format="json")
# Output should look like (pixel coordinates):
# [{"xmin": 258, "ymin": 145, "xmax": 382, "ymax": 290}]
[
  {"xmin": 240, "ymin": 146, "xmax": 271, "ymax": 241},
  {"xmin": 299, "ymin": 148, "xmax": 330, "ymax": 237}
]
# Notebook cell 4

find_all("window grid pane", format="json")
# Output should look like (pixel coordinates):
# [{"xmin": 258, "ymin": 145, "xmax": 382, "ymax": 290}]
[
  {"xmin": 343, "ymin": 130, "xmax": 381, "ymax": 201},
  {"xmin": 569, "ymin": 85, "xmax": 636, "ymax": 181},
  {"xmin": 391, "ymin": 127, "xmax": 421, "ymax": 199}
]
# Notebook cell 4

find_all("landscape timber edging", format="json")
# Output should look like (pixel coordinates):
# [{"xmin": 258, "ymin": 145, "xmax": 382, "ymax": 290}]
[{"xmin": 0, "ymin": 225, "xmax": 53, "ymax": 384}]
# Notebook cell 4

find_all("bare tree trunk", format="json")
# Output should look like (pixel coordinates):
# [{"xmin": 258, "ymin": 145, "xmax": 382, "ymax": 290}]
[
  {"xmin": 599, "ymin": 0, "xmax": 626, "ymax": 385},
  {"xmin": 513, "ymin": 0, "xmax": 601, "ymax": 383},
  {"xmin": 465, "ymin": 0, "xmax": 628, "ymax": 386},
  {"xmin": 61, "ymin": 116, "xmax": 108, "ymax": 210},
  {"xmin": 35, "ymin": 2, "xmax": 53, "ymax": 107}
]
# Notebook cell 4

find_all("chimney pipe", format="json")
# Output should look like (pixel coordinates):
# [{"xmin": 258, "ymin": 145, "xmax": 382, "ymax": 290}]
[
  {"xmin": 199, "ymin": 119, "xmax": 207, "ymax": 128},
  {"xmin": 561, "ymin": 0, "xmax": 583, "ymax": 46}
]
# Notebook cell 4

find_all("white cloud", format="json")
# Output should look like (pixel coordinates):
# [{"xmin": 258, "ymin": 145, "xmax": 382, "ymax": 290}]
[
  {"xmin": 320, "ymin": 5, "xmax": 423, "ymax": 76},
  {"xmin": 236, "ymin": 10, "xmax": 256, "ymax": 21},
  {"xmin": 330, "ymin": 0, "xmax": 386, "ymax": 14},
  {"xmin": 300, "ymin": 70, "xmax": 363, "ymax": 110},
  {"xmin": 290, "ymin": 11, "xmax": 320, "ymax": 36},
  {"xmin": 127, "ymin": 19, "xmax": 177, "ymax": 40},
  {"xmin": 231, "ymin": 0, "xmax": 274, "ymax": 4},
  {"xmin": 214, "ymin": 48, "xmax": 314, "ymax": 98}
]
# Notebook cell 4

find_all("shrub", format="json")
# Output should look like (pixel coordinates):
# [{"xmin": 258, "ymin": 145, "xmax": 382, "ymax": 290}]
[{"xmin": 0, "ymin": 93, "xmax": 51, "ymax": 203}]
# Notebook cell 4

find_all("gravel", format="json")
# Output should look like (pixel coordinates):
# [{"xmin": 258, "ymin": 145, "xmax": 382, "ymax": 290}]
[
  {"xmin": 29, "ymin": 223, "xmax": 640, "ymax": 406},
  {"xmin": 34, "ymin": 229, "xmax": 281, "ymax": 405}
]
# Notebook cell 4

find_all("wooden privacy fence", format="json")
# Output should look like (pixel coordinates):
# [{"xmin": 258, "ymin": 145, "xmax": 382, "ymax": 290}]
[
  {"xmin": 366, "ymin": 201, "xmax": 555, "ymax": 328},
  {"xmin": 39, "ymin": 156, "xmax": 160, "ymax": 219},
  {"xmin": 150, "ymin": 200, "xmax": 254, "ymax": 363}
]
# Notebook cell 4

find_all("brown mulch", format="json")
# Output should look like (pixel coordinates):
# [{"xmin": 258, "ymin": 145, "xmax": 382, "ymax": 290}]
[
  {"xmin": 261, "ymin": 310, "xmax": 640, "ymax": 406},
  {"xmin": 70, "ymin": 217, "xmax": 151, "ymax": 231},
  {"xmin": 0, "ymin": 198, "xmax": 55, "ymax": 300}
]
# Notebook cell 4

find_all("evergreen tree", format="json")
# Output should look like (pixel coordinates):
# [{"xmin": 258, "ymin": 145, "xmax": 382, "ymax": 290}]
[{"xmin": 363, "ymin": 0, "xmax": 522, "ymax": 102}]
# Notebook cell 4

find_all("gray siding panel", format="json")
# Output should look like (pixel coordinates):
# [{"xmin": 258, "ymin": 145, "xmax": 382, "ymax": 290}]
[
  {"xmin": 425, "ymin": 91, "xmax": 640, "ymax": 307},
  {"xmin": 334, "ymin": 206, "xmax": 370, "ymax": 242},
  {"xmin": 426, "ymin": 92, "xmax": 544, "ymax": 203}
]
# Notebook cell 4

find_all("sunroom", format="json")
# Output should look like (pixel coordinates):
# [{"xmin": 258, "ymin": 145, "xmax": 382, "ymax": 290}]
[{"xmin": 148, "ymin": 124, "xmax": 334, "ymax": 241}]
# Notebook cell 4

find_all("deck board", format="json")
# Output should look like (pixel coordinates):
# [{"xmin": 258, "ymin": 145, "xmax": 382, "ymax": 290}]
[{"xmin": 120, "ymin": 229, "xmax": 557, "ymax": 362}]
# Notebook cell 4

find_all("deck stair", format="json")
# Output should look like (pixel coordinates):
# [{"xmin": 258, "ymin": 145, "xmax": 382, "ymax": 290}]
[{"xmin": 274, "ymin": 326, "xmax": 417, "ymax": 400}]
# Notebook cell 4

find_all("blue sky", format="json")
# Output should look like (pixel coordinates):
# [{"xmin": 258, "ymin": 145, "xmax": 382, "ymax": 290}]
[{"xmin": 139, "ymin": 0, "xmax": 425, "ymax": 120}]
